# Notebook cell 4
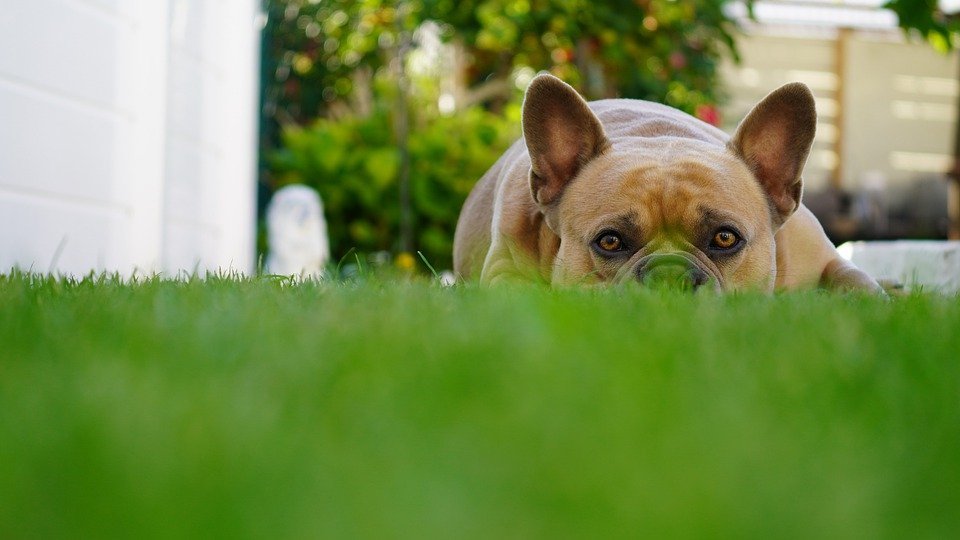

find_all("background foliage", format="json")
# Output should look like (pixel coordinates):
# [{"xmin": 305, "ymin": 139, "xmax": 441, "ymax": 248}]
[
  {"xmin": 269, "ymin": 104, "xmax": 519, "ymax": 266},
  {"xmin": 260, "ymin": 0, "xmax": 747, "ymax": 270},
  {"xmin": 885, "ymin": 0, "xmax": 960, "ymax": 52}
]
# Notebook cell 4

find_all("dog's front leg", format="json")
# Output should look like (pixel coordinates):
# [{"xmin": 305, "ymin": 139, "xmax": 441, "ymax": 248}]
[
  {"xmin": 820, "ymin": 258, "xmax": 884, "ymax": 292},
  {"xmin": 479, "ymin": 237, "xmax": 549, "ymax": 285}
]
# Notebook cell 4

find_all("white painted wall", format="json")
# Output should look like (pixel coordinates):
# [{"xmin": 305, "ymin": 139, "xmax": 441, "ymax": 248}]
[{"xmin": 0, "ymin": 0, "xmax": 261, "ymax": 276}]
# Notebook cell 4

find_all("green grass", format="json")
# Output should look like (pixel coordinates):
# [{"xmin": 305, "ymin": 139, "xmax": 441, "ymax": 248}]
[{"xmin": 1, "ymin": 272, "xmax": 959, "ymax": 538}]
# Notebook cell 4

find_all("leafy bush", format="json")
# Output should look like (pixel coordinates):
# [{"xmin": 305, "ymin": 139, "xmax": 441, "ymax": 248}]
[
  {"xmin": 269, "ymin": 105, "xmax": 519, "ymax": 270},
  {"xmin": 262, "ymin": 1, "xmax": 744, "ymax": 122}
]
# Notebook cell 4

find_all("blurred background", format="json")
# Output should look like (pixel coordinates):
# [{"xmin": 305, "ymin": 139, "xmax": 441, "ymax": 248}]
[{"xmin": 1, "ymin": 0, "xmax": 958, "ymax": 276}]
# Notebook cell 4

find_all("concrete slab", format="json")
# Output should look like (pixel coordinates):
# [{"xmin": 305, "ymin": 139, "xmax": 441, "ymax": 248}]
[{"xmin": 837, "ymin": 240, "xmax": 960, "ymax": 293}]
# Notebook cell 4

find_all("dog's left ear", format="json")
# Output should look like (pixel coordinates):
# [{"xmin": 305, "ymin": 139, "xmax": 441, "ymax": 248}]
[
  {"xmin": 730, "ymin": 82, "xmax": 817, "ymax": 225},
  {"xmin": 522, "ymin": 74, "xmax": 609, "ymax": 207}
]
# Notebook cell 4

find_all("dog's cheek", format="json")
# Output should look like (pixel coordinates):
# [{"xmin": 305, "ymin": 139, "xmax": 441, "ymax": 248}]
[
  {"xmin": 551, "ymin": 243, "xmax": 598, "ymax": 285},
  {"xmin": 724, "ymin": 244, "xmax": 776, "ymax": 291}
]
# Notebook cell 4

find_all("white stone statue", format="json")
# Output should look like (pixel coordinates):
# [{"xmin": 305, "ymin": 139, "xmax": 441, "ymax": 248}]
[{"xmin": 265, "ymin": 185, "xmax": 330, "ymax": 278}]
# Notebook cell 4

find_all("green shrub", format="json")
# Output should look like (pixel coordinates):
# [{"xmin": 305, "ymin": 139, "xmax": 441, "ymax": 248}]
[{"xmin": 268, "ymin": 105, "xmax": 519, "ymax": 271}]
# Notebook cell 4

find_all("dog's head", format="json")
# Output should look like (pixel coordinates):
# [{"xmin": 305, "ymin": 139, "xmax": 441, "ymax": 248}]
[{"xmin": 522, "ymin": 74, "xmax": 816, "ymax": 291}]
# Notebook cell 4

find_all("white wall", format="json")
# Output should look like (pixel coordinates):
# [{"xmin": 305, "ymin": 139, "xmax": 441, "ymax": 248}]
[
  {"xmin": 163, "ymin": 0, "xmax": 260, "ymax": 275},
  {"xmin": 0, "ymin": 0, "xmax": 260, "ymax": 276}
]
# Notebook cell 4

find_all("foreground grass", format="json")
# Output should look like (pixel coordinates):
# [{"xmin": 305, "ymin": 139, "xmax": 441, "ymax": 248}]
[{"xmin": 1, "ymin": 274, "xmax": 959, "ymax": 538}]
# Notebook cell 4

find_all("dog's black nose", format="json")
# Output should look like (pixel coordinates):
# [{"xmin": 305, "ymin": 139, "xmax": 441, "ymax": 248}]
[{"xmin": 636, "ymin": 254, "xmax": 710, "ymax": 291}]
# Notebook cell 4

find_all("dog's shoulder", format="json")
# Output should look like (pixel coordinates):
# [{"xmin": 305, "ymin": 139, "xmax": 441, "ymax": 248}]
[{"xmin": 587, "ymin": 99, "xmax": 728, "ymax": 145}]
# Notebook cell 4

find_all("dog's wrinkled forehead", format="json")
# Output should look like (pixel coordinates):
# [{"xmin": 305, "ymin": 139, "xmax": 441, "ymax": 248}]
[{"xmin": 559, "ymin": 142, "xmax": 771, "ymax": 235}]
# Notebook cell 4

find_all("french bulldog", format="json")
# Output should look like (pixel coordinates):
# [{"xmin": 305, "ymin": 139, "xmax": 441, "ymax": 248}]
[{"xmin": 452, "ymin": 73, "xmax": 881, "ymax": 292}]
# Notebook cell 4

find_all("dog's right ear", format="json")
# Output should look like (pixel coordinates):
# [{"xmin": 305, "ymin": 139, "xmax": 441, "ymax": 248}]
[{"xmin": 522, "ymin": 74, "xmax": 609, "ymax": 207}]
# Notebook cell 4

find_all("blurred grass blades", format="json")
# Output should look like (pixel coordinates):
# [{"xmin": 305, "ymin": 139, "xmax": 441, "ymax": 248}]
[{"xmin": 1, "ymin": 273, "xmax": 959, "ymax": 537}]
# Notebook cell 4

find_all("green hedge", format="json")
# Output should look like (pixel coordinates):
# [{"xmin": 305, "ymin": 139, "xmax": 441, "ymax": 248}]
[{"xmin": 268, "ymin": 105, "xmax": 520, "ymax": 270}]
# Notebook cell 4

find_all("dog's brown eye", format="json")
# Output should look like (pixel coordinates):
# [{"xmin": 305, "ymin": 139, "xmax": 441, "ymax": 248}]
[
  {"xmin": 711, "ymin": 229, "xmax": 739, "ymax": 250},
  {"xmin": 596, "ymin": 233, "xmax": 623, "ymax": 252}
]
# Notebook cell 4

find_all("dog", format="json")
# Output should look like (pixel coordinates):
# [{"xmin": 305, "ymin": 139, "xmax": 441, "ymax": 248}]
[{"xmin": 453, "ymin": 73, "xmax": 881, "ymax": 292}]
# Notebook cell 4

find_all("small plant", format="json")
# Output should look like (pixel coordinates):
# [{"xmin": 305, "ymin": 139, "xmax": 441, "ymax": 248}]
[{"xmin": 268, "ymin": 104, "xmax": 518, "ymax": 270}]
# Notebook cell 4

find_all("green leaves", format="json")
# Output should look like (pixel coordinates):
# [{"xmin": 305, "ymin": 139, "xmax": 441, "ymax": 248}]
[
  {"xmin": 263, "ymin": 0, "xmax": 746, "ymax": 122},
  {"xmin": 269, "ymin": 106, "xmax": 518, "ymax": 270},
  {"xmin": 363, "ymin": 148, "xmax": 401, "ymax": 189},
  {"xmin": 885, "ymin": 0, "xmax": 960, "ymax": 52}
]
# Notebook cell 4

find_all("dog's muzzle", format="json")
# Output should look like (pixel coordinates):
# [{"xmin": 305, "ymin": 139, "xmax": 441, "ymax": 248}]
[{"xmin": 633, "ymin": 252, "xmax": 713, "ymax": 291}]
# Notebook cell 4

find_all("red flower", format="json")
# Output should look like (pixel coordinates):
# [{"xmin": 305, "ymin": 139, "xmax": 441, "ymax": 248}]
[
  {"xmin": 669, "ymin": 51, "xmax": 687, "ymax": 70},
  {"xmin": 695, "ymin": 104, "xmax": 720, "ymax": 126}
]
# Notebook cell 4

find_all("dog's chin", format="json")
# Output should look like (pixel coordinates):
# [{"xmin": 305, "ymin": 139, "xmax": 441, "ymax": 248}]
[{"xmin": 612, "ymin": 251, "xmax": 724, "ymax": 292}]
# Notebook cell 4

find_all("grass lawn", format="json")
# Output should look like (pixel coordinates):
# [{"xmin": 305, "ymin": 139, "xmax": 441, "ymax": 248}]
[{"xmin": 1, "ymin": 272, "xmax": 959, "ymax": 538}]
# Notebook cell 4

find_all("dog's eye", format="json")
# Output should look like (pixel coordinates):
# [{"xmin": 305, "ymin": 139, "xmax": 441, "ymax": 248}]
[
  {"xmin": 710, "ymin": 229, "xmax": 741, "ymax": 250},
  {"xmin": 595, "ymin": 232, "xmax": 624, "ymax": 252}
]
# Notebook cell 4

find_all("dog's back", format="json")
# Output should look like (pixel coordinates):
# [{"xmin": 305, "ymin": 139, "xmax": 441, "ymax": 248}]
[{"xmin": 583, "ymin": 99, "xmax": 727, "ymax": 144}]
